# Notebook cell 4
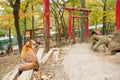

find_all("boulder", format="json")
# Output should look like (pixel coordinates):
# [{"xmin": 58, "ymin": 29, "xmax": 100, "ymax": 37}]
[{"xmin": 108, "ymin": 30, "xmax": 120, "ymax": 54}]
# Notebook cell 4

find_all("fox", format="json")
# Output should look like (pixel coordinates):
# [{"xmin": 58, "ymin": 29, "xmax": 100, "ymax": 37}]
[{"xmin": 18, "ymin": 40, "xmax": 39, "ymax": 75}]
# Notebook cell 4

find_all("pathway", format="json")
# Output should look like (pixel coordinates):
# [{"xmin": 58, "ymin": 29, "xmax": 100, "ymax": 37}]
[{"xmin": 63, "ymin": 43, "xmax": 120, "ymax": 80}]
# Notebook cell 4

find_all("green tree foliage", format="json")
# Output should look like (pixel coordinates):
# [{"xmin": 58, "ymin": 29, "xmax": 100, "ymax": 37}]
[
  {"xmin": 50, "ymin": 0, "xmax": 69, "ymax": 46},
  {"xmin": 0, "ymin": 30, "xmax": 5, "ymax": 37},
  {"xmin": 0, "ymin": 0, "xmax": 116, "ymax": 48},
  {"xmin": 86, "ymin": 0, "xmax": 115, "ymax": 34}
]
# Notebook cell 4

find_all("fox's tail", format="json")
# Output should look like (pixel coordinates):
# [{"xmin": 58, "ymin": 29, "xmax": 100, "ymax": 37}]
[{"xmin": 19, "ymin": 62, "xmax": 39, "ymax": 71}]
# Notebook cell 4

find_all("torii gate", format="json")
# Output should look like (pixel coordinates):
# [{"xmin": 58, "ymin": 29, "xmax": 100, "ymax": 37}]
[
  {"xmin": 116, "ymin": 0, "xmax": 120, "ymax": 31},
  {"xmin": 25, "ymin": 28, "xmax": 44, "ymax": 39},
  {"xmin": 64, "ymin": 7, "xmax": 91, "ymax": 41}
]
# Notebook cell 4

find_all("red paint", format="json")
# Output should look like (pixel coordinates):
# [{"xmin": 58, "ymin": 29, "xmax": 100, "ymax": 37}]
[
  {"xmin": 64, "ymin": 7, "xmax": 91, "ymax": 41},
  {"xmin": 30, "ymin": 30, "xmax": 32, "ymax": 39},
  {"xmin": 26, "ymin": 28, "xmax": 44, "ymax": 31},
  {"xmin": 68, "ymin": 10, "xmax": 72, "ymax": 38},
  {"xmin": 25, "ymin": 28, "xmax": 44, "ymax": 39},
  {"xmin": 86, "ymin": 11, "xmax": 89, "ymax": 41},
  {"xmin": 64, "ymin": 7, "xmax": 91, "ymax": 12},
  {"xmin": 72, "ymin": 16, "xmax": 87, "ymax": 18},
  {"xmin": 116, "ymin": 0, "xmax": 120, "ymax": 31},
  {"xmin": 42, "ymin": 0, "xmax": 50, "ymax": 35},
  {"xmin": 92, "ymin": 30, "xmax": 101, "ymax": 35}
]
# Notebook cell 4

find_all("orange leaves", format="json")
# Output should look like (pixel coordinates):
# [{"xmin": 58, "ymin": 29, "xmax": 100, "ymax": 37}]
[
  {"xmin": 0, "ymin": 12, "xmax": 35, "ymax": 20},
  {"xmin": 0, "ymin": 14, "xmax": 13, "ymax": 20}
]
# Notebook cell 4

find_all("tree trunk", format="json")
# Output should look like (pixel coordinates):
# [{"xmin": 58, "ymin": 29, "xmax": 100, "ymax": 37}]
[
  {"xmin": 13, "ymin": 0, "xmax": 22, "ymax": 52},
  {"xmin": 58, "ymin": 27, "xmax": 61, "ymax": 47},
  {"xmin": 72, "ymin": 18, "xmax": 75, "ymax": 43},
  {"xmin": 24, "ymin": 18, "xmax": 26, "ymax": 44},
  {"xmin": 55, "ymin": 19, "xmax": 58, "ymax": 42},
  {"xmin": 78, "ymin": 19, "xmax": 80, "ymax": 38},
  {"xmin": 23, "ymin": 2, "xmax": 29, "ymax": 44},
  {"xmin": 61, "ymin": 12, "xmax": 68, "ymax": 43},
  {"xmin": 51, "ymin": 3, "xmax": 62, "ymax": 47},
  {"xmin": 9, "ymin": 27, "xmax": 12, "ymax": 48},
  {"xmin": 32, "ymin": 6, "xmax": 35, "ymax": 39},
  {"xmin": 102, "ymin": 0, "xmax": 107, "ymax": 35},
  {"xmin": 80, "ymin": 0, "xmax": 86, "ymax": 42},
  {"xmin": 95, "ymin": 20, "xmax": 98, "ymax": 29}
]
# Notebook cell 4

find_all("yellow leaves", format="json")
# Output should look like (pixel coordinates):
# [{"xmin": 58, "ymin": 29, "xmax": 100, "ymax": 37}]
[
  {"xmin": 37, "ymin": 13, "xmax": 43, "ymax": 20},
  {"xmin": 86, "ymin": 0, "xmax": 102, "ymax": 7},
  {"xmin": 20, "ymin": 2, "xmax": 27, "ymax": 11},
  {"xmin": 2, "ymin": 21, "xmax": 9, "ymax": 26},
  {"xmin": 19, "ymin": 12, "xmax": 34, "ymax": 20},
  {"xmin": 0, "ymin": 19, "xmax": 14, "ymax": 28},
  {"xmin": 102, "ymin": 11, "xmax": 115, "ymax": 18},
  {"xmin": 39, "ymin": 14, "xmax": 43, "ymax": 19},
  {"xmin": 30, "ymin": 0, "xmax": 42, "ymax": 5}
]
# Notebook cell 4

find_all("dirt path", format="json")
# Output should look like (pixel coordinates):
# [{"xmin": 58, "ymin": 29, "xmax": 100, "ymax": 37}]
[
  {"xmin": 63, "ymin": 43, "xmax": 120, "ymax": 80},
  {"xmin": 0, "ymin": 50, "xmax": 20, "ymax": 79}
]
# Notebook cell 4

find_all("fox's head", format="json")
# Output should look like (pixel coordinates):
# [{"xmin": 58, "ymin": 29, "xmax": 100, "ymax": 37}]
[{"xmin": 25, "ymin": 40, "xmax": 36, "ymax": 47}]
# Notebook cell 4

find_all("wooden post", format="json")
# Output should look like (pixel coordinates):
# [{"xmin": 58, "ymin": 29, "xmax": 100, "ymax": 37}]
[
  {"xmin": 116, "ymin": 0, "xmax": 120, "ymax": 31},
  {"xmin": 30, "ymin": 30, "xmax": 32, "ymax": 39}
]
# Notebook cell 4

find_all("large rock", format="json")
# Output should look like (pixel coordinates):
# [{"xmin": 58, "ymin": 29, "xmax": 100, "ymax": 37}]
[
  {"xmin": 108, "ymin": 30, "xmax": 120, "ymax": 54},
  {"xmin": 91, "ymin": 35, "xmax": 109, "ymax": 51}
]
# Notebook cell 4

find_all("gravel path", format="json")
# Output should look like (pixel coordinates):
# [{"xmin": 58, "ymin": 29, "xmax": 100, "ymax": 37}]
[{"xmin": 63, "ymin": 43, "xmax": 120, "ymax": 80}]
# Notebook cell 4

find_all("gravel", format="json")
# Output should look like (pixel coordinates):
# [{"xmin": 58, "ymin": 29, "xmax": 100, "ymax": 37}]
[{"xmin": 63, "ymin": 43, "xmax": 120, "ymax": 80}]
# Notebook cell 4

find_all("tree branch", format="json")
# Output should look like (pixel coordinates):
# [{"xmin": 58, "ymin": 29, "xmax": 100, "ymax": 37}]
[
  {"xmin": 8, "ymin": 0, "xmax": 14, "ymax": 7},
  {"xmin": 24, "ymin": 1, "xmax": 29, "ymax": 13}
]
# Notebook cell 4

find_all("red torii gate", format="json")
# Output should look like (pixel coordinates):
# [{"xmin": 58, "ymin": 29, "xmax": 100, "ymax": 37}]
[
  {"xmin": 25, "ymin": 28, "xmax": 44, "ymax": 39},
  {"xmin": 64, "ymin": 7, "xmax": 91, "ymax": 41},
  {"xmin": 116, "ymin": 0, "xmax": 120, "ymax": 31}
]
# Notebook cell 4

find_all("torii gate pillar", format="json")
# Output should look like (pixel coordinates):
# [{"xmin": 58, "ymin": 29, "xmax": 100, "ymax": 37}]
[
  {"xmin": 42, "ymin": 0, "xmax": 50, "ymax": 34},
  {"xmin": 68, "ymin": 10, "xmax": 72, "ymax": 39},
  {"xmin": 42, "ymin": 0, "xmax": 50, "ymax": 53},
  {"xmin": 86, "ymin": 11, "xmax": 89, "ymax": 41},
  {"xmin": 116, "ymin": 0, "xmax": 120, "ymax": 31}
]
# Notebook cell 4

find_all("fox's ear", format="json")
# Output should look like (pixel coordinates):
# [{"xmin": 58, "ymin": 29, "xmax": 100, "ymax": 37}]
[
  {"xmin": 25, "ymin": 41, "xmax": 30, "ymax": 47},
  {"xmin": 29, "ymin": 40, "xmax": 32, "ymax": 45},
  {"xmin": 29, "ymin": 39, "xmax": 33, "ymax": 45},
  {"xmin": 29, "ymin": 39, "xmax": 36, "ymax": 45}
]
